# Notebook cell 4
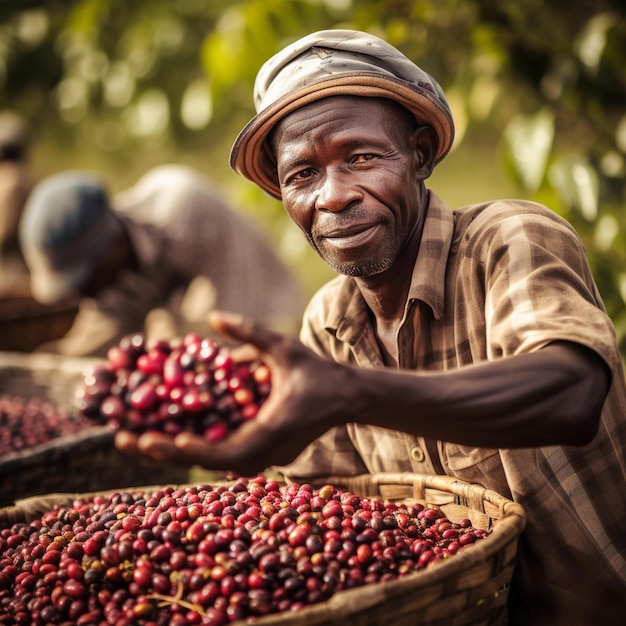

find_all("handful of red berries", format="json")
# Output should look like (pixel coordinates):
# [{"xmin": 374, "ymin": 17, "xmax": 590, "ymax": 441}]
[{"xmin": 75, "ymin": 333, "xmax": 271, "ymax": 442}]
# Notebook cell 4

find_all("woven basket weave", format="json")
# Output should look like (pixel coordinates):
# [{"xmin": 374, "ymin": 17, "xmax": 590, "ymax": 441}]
[
  {"xmin": 0, "ymin": 351, "xmax": 189, "ymax": 506},
  {"xmin": 0, "ymin": 296, "xmax": 78, "ymax": 352},
  {"xmin": 0, "ymin": 472, "xmax": 525, "ymax": 626}
]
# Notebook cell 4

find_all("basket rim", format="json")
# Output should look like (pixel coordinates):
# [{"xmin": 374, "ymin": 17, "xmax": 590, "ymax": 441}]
[
  {"xmin": 315, "ymin": 472, "xmax": 526, "ymax": 520},
  {"xmin": 0, "ymin": 424, "xmax": 114, "ymax": 468},
  {"xmin": 0, "ymin": 350, "xmax": 99, "ymax": 373},
  {"xmin": 0, "ymin": 470, "xmax": 526, "ymax": 518}
]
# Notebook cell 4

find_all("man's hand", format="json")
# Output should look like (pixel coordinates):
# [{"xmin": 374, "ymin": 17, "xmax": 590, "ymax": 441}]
[
  {"xmin": 114, "ymin": 313, "xmax": 611, "ymax": 473},
  {"xmin": 115, "ymin": 311, "xmax": 352, "ymax": 475}
]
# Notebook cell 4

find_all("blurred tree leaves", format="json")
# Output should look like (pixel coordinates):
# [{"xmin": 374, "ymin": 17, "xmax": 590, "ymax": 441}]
[
  {"xmin": 503, "ymin": 109, "xmax": 555, "ymax": 193},
  {"xmin": 1, "ymin": 0, "xmax": 625, "ymax": 352}
]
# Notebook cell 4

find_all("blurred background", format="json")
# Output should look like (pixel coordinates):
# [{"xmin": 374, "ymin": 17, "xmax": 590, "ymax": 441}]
[{"xmin": 1, "ymin": 0, "xmax": 625, "ymax": 354}]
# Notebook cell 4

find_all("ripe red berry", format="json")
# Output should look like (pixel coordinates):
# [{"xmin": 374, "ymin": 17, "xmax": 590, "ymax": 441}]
[
  {"xmin": 129, "ymin": 382, "xmax": 158, "ymax": 411},
  {"xmin": 106, "ymin": 345, "xmax": 131, "ymax": 370}
]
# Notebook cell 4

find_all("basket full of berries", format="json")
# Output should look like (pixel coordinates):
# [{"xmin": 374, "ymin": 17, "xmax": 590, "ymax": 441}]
[
  {"xmin": 0, "ymin": 351, "xmax": 189, "ymax": 506},
  {"xmin": 0, "ymin": 473, "xmax": 526, "ymax": 625}
]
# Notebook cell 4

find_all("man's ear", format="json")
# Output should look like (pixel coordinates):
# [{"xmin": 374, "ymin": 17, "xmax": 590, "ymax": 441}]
[{"xmin": 412, "ymin": 126, "xmax": 438, "ymax": 179}]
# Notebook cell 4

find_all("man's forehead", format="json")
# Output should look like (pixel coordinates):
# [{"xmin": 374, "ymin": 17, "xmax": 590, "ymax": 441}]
[
  {"xmin": 270, "ymin": 96, "xmax": 391, "ymax": 149},
  {"xmin": 275, "ymin": 95, "xmax": 405, "ymax": 132}
]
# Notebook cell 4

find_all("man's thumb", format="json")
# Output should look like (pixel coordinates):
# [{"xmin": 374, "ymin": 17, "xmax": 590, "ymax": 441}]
[{"xmin": 208, "ymin": 310, "xmax": 278, "ymax": 351}]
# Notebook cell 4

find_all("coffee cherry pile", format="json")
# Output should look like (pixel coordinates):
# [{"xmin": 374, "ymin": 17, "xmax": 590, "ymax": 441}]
[
  {"xmin": 0, "ymin": 395, "xmax": 93, "ymax": 456},
  {"xmin": 75, "ymin": 333, "xmax": 271, "ymax": 442},
  {"xmin": 0, "ymin": 476, "xmax": 490, "ymax": 625}
]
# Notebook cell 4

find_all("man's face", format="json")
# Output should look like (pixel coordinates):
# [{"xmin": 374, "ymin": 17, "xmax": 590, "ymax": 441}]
[{"xmin": 270, "ymin": 96, "xmax": 425, "ymax": 278}]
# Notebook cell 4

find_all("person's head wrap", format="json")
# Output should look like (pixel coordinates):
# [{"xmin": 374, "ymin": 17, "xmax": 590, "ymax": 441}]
[
  {"xmin": 230, "ymin": 29, "xmax": 455, "ymax": 200},
  {"xmin": 19, "ymin": 171, "xmax": 123, "ymax": 304}
]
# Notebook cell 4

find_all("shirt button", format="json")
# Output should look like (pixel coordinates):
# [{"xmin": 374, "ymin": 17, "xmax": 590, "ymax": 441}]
[{"xmin": 410, "ymin": 446, "xmax": 425, "ymax": 463}]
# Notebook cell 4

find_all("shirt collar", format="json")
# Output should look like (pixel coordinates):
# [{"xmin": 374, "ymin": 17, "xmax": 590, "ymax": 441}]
[
  {"xmin": 406, "ymin": 190, "xmax": 453, "ymax": 320},
  {"xmin": 324, "ymin": 190, "xmax": 454, "ymax": 345}
]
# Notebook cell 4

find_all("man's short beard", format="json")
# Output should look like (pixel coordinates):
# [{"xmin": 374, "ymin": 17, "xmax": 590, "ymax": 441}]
[
  {"xmin": 322, "ymin": 252, "xmax": 396, "ymax": 278},
  {"xmin": 307, "ymin": 228, "xmax": 397, "ymax": 277}
]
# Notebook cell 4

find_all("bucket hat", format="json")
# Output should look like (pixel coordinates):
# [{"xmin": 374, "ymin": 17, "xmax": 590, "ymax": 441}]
[
  {"xmin": 19, "ymin": 171, "xmax": 123, "ymax": 304},
  {"xmin": 230, "ymin": 29, "xmax": 455, "ymax": 200}
]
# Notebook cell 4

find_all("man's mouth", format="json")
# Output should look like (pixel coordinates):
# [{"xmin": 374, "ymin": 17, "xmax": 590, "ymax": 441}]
[{"xmin": 320, "ymin": 222, "xmax": 384, "ymax": 249}]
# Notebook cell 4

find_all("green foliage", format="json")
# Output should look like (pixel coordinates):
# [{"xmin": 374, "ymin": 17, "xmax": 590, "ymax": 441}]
[
  {"xmin": 476, "ymin": 2, "xmax": 626, "ymax": 353},
  {"xmin": 1, "ymin": 0, "xmax": 625, "ymax": 354}
]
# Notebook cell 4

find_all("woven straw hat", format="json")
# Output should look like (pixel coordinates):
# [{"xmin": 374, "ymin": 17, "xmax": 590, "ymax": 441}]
[{"xmin": 230, "ymin": 29, "xmax": 455, "ymax": 200}]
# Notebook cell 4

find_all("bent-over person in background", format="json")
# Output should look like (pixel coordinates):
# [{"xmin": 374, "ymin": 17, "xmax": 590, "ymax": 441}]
[{"xmin": 19, "ymin": 165, "xmax": 305, "ymax": 356}]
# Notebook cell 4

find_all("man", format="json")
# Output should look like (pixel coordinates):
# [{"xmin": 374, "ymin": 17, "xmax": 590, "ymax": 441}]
[
  {"xmin": 116, "ymin": 31, "xmax": 626, "ymax": 624},
  {"xmin": 19, "ymin": 164, "xmax": 305, "ymax": 356},
  {"xmin": 0, "ymin": 110, "xmax": 33, "ymax": 298}
]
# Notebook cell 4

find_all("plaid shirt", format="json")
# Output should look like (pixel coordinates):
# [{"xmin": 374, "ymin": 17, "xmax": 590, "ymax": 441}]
[
  {"xmin": 281, "ymin": 191, "xmax": 626, "ymax": 624},
  {"xmin": 45, "ymin": 165, "xmax": 305, "ymax": 356}
]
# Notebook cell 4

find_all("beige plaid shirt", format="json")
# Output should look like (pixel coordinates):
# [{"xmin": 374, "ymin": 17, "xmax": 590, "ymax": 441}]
[{"xmin": 282, "ymin": 191, "xmax": 626, "ymax": 624}]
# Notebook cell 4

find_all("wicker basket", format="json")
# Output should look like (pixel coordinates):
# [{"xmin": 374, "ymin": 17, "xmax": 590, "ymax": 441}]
[
  {"xmin": 240, "ymin": 473, "xmax": 527, "ymax": 626},
  {"xmin": 0, "ymin": 351, "xmax": 189, "ymax": 506},
  {"xmin": 0, "ymin": 296, "xmax": 78, "ymax": 352},
  {"xmin": 0, "ymin": 472, "xmax": 526, "ymax": 626}
]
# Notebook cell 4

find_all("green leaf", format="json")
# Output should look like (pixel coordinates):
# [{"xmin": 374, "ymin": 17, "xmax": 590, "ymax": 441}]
[
  {"xmin": 503, "ymin": 108, "xmax": 555, "ymax": 193},
  {"xmin": 548, "ymin": 155, "xmax": 599, "ymax": 222}
]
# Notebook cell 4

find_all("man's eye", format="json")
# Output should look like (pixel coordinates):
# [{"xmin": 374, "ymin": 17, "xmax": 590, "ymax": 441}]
[
  {"xmin": 292, "ymin": 168, "xmax": 315, "ymax": 181},
  {"xmin": 353, "ymin": 154, "xmax": 375, "ymax": 163}
]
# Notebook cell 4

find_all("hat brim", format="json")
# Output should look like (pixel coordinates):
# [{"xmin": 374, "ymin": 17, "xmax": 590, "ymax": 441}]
[{"xmin": 230, "ymin": 72, "xmax": 455, "ymax": 201}]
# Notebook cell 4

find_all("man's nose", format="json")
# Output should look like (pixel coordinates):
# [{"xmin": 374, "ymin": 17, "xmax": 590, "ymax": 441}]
[{"xmin": 314, "ymin": 168, "xmax": 362, "ymax": 212}]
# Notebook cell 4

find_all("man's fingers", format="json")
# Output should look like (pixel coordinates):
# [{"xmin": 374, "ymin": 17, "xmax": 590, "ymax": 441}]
[
  {"xmin": 228, "ymin": 343, "xmax": 262, "ymax": 363},
  {"xmin": 115, "ymin": 429, "xmax": 186, "ymax": 464},
  {"xmin": 174, "ymin": 427, "xmax": 274, "ymax": 475},
  {"xmin": 114, "ymin": 430, "xmax": 140, "ymax": 454},
  {"xmin": 208, "ymin": 310, "xmax": 282, "ymax": 353},
  {"xmin": 136, "ymin": 431, "xmax": 181, "ymax": 462}
]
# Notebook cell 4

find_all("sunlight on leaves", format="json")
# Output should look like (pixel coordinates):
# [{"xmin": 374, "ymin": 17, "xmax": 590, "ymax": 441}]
[
  {"xmin": 103, "ymin": 61, "xmax": 135, "ymax": 108},
  {"xmin": 600, "ymin": 150, "xmax": 624, "ymax": 178},
  {"xmin": 55, "ymin": 77, "xmax": 89, "ymax": 123},
  {"xmin": 594, "ymin": 214, "xmax": 619, "ymax": 253},
  {"xmin": 125, "ymin": 89, "xmax": 170, "ymax": 137},
  {"xmin": 615, "ymin": 114, "xmax": 626, "ymax": 153},
  {"xmin": 468, "ymin": 75, "xmax": 500, "ymax": 121},
  {"xmin": 15, "ymin": 10, "xmax": 49, "ymax": 47},
  {"xmin": 576, "ymin": 12, "xmax": 616, "ymax": 74},
  {"xmin": 504, "ymin": 109, "xmax": 555, "ymax": 192},
  {"xmin": 548, "ymin": 156, "xmax": 599, "ymax": 222},
  {"xmin": 618, "ymin": 274, "xmax": 626, "ymax": 307},
  {"xmin": 445, "ymin": 87, "xmax": 467, "ymax": 150},
  {"xmin": 181, "ymin": 77, "xmax": 213, "ymax": 130}
]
